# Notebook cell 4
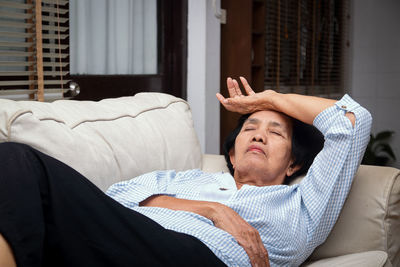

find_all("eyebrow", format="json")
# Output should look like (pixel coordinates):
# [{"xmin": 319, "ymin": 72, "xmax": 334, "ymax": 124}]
[
  {"xmin": 268, "ymin": 121, "xmax": 284, "ymax": 129},
  {"xmin": 244, "ymin": 118, "xmax": 261, "ymax": 125},
  {"xmin": 245, "ymin": 118, "xmax": 283, "ymax": 128}
]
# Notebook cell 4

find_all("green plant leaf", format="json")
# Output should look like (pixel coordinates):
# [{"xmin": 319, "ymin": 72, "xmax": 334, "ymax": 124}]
[
  {"xmin": 375, "ymin": 131, "xmax": 394, "ymax": 141},
  {"xmin": 369, "ymin": 133, "xmax": 375, "ymax": 143},
  {"xmin": 361, "ymin": 151, "xmax": 375, "ymax": 165},
  {"xmin": 374, "ymin": 156, "xmax": 389, "ymax": 166},
  {"xmin": 375, "ymin": 143, "xmax": 396, "ymax": 160},
  {"xmin": 365, "ymin": 134, "xmax": 375, "ymax": 151},
  {"xmin": 362, "ymin": 130, "xmax": 396, "ymax": 166}
]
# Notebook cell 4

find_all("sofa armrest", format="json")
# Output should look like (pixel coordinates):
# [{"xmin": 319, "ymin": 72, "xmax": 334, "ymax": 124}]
[
  {"xmin": 309, "ymin": 165, "xmax": 400, "ymax": 266},
  {"xmin": 202, "ymin": 154, "xmax": 229, "ymax": 173},
  {"xmin": 302, "ymin": 251, "xmax": 390, "ymax": 267}
]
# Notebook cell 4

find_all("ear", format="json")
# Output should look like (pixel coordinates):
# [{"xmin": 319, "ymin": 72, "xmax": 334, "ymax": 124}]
[
  {"xmin": 286, "ymin": 162, "xmax": 301, "ymax": 177},
  {"xmin": 229, "ymin": 148, "xmax": 236, "ymax": 169}
]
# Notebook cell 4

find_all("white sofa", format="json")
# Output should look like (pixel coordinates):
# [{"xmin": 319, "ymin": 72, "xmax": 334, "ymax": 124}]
[{"xmin": 0, "ymin": 93, "xmax": 399, "ymax": 266}]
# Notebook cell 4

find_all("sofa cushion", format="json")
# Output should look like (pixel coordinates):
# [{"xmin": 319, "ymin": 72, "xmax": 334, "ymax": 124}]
[
  {"xmin": 202, "ymin": 154, "xmax": 230, "ymax": 173},
  {"xmin": 0, "ymin": 93, "xmax": 202, "ymax": 191},
  {"xmin": 303, "ymin": 250, "xmax": 388, "ymax": 267}
]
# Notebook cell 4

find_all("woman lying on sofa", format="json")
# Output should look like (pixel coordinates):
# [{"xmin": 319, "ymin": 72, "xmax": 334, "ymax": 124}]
[{"xmin": 0, "ymin": 77, "xmax": 371, "ymax": 267}]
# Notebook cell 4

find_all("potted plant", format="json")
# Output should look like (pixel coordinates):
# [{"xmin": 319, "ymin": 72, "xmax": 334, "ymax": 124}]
[{"xmin": 362, "ymin": 131, "xmax": 396, "ymax": 166}]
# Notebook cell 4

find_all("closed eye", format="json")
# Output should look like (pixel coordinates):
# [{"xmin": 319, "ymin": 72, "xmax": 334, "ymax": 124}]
[
  {"xmin": 244, "ymin": 127, "xmax": 255, "ymax": 131},
  {"xmin": 271, "ymin": 131, "xmax": 282, "ymax": 136}
]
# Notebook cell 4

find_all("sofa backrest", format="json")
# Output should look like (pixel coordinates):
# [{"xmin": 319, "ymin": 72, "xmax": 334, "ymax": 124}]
[{"xmin": 0, "ymin": 93, "xmax": 203, "ymax": 191}]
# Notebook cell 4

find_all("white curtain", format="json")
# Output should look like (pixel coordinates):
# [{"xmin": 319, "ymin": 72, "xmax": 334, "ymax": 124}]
[{"xmin": 70, "ymin": 0, "xmax": 157, "ymax": 75}]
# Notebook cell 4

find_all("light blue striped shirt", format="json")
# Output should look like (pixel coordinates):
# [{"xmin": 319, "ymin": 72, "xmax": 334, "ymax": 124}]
[{"xmin": 106, "ymin": 95, "xmax": 372, "ymax": 266}]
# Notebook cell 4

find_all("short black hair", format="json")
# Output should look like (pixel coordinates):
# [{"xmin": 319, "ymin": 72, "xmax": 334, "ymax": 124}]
[{"xmin": 222, "ymin": 113, "xmax": 324, "ymax": 185}]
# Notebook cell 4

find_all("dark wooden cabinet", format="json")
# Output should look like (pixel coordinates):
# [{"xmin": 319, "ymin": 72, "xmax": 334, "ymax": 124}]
[
  {"xmin": 220, "ymin": 0, "xmax": 265, "ymax": 152},
  {"xmin": 251, "ymin": 0, "xmax": 266, "ymax": 92}
]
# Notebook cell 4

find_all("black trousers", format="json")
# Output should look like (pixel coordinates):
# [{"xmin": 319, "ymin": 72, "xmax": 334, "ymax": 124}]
[{"xmin": 0, "ymin": 142, "xmax": 226, "ymax": 267}]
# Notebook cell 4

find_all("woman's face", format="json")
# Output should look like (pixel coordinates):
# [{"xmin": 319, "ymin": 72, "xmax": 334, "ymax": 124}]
[{"xmin": 230, "ymin": 110, "xmax": 297, "ymax": 187}]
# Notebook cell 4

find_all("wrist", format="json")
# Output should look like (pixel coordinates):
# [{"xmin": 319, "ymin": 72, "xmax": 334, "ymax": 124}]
[
  {"xmin": 197, "ymin": 201, "xmax": 219, "ymax": 221},
  {"xmin": 139, "ymin": 194, "xmax": 165, "ymax": 207},
  {"xmin": 261, "ymin": 90, "xmax": 283, "ymax": 111},
  {"xmin": 205, "ymin": 202, "xmax": 225, "ymax": 223},
  {"xmin": 270, "ymin": 90, "xmax": 283, "ymax": 111}
]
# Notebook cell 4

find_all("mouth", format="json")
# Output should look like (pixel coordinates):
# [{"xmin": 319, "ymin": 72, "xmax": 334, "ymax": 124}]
[{"xmin": 247, "ymin": 145, "xmax": 265, "ymax": 155}]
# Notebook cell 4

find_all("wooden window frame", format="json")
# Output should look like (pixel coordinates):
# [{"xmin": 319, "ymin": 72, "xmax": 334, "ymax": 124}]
[
  {"xmin": 263, "ymin": 0, "xmax": 350, "ymax": 97},
  {"xmin": 0, "ymin": 0, "xmax": 70, "ymax": 101}
]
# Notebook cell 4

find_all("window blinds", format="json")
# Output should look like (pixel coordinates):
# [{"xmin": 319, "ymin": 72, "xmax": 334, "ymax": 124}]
[
  {"xmin": 0, "ymin": 0, "xmax": 69, "ymax": 101},
  {"xmin": 264, "ymin": 0, "xmax": 349, "ymax": 97}
]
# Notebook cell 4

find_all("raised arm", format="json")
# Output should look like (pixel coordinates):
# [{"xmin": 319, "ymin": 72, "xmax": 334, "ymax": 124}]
[
  {"xmin": 216, "ymin": 77, "xmax": 355, "ymax": 126},
  {"xmin": 217, "ymin": 77, "xmax": 372, "ymax": 259}
]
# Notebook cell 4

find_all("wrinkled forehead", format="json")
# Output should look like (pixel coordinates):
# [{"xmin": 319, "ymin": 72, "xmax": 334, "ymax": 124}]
[{"xmin": 246, "ymin": 110, "xmax": 293, "ymax": 132}]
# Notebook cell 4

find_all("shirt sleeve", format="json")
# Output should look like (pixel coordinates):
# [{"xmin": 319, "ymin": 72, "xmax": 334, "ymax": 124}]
[
  {"xmin": 298, "ymin": 94, "xmax": 372, "ymax": 248},
  {"xmin": 105, "ymin": 170, "xmax": 177, "ymax": 208}
]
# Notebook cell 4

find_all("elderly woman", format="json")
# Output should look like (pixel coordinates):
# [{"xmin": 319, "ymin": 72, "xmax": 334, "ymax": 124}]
[{"xmin": 0, "ymin": 77, "xmax": 371, "ymax": 267}]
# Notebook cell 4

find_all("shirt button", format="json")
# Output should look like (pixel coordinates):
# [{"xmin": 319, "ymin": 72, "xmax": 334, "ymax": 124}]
[{"xmin": 341, "ymin": 105, "xmax": 347, "ymax": 109}]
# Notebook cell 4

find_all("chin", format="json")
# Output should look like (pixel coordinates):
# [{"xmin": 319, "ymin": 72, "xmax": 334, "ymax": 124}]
[
  {"xmin": 236, "ymin": 162, "xmax": 268, "ymax": 176},
  {"xmin": 243, "ymin": 156, "xmax": 267, "ymax": 168}
]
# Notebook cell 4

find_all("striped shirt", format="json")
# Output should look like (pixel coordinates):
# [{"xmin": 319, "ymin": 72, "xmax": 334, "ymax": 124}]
[{"xmin": 106, "ymin": 95, "xmax": 372, "ymax": 266}]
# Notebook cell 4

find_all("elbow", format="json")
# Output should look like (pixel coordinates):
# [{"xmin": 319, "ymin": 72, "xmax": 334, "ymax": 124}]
[
  {"xmin": 345, "ymin": 112, "xmax": 356, "ymax": 127},
  {"xmin": 357, "ymin": 106, "xmax": 373, "ymax": 131},
  {"xmin": 350, "ymin": 106, "xmax": 373, "ymax": 131}
]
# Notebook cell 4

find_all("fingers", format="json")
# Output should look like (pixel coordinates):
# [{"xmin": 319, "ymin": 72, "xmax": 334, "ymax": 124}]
[
  {"xmin": 240, "ymin": 76, "xmax": 255, "ymax": 95},
  {"xmin": 226, "ymin": 76, "xmax": 255, "ymax": 98},
  {"xmin": 218, "ymin": 77, "xmax": 259, "ymax": 114},
  {"xmin": 255, "ymin": 234, "xmax": 270, "ymax": 267},
  {"xmin": 226, "ymin": 77, "xmax": 237, "ymax": 97},
  {"xmin": 216, "ymin": 93, "xmax": 228, "ymax": 104},
  {"xmin": 242, "ymin": 241, "xmax": 269, "ymax": 267},
  {"xmin": 210, "ymin": 204, "xmax": 269, "ymax": 266},
  {"xmin": 232, "ymin": 79, "xmax": 243, "ymax": 96},
  {"xmin": 237, "ymin": 228, "xmax": 269, "ymax": 267},
  {"xmin": 227, "ymin": 77, "xmax": 246, "ymax": 97}
]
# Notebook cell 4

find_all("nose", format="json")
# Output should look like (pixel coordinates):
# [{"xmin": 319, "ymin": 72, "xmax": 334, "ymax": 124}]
[{"xmin": 252, "ymin": 133, "xmax": 266, "ymax": 144}]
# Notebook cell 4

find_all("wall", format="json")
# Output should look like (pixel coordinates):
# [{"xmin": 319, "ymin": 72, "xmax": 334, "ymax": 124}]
[
  {"xmin": 350, "ymin": 0, "xmax": 400, "ymax": 168},
  {"xmin": 187, "ymin": 0, "xmax": 221, "ymax": 154}
]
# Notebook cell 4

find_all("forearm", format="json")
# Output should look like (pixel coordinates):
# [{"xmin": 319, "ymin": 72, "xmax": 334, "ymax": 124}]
[
  {"xmin": 140, "ymin": 195, "xmax": 218, "ymax": 220},
  {"xmin": 260, "ymin": 91, "xmax": 354, "ymax": 126},
  {"xmin": 270, "ymin": 93, "xmax": 337, "ymax": 125}
]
